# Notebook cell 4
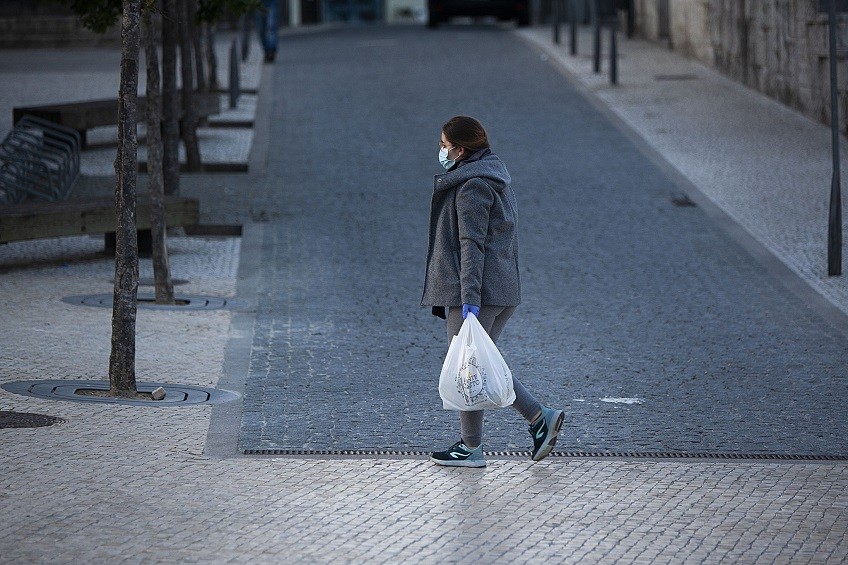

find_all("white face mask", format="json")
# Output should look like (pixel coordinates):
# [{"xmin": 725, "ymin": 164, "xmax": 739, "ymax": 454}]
[{"xmin": 439, "ymin": 146, "xmax": 456, "ymax": 170}]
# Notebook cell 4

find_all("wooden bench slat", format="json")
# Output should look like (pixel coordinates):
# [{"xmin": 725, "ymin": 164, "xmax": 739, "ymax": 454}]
[
  {"xmin": 12, "ymin": 92, "xmax": 221, "ymax": 145},
  {"xmin": 0, "ymin": 195, "xmax": 199, "ymax": 244}
]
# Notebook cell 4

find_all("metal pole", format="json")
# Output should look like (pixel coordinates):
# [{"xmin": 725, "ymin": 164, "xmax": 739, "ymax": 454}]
[
  {"xmin": 570, "ymin": 0, "xmax": 578, "ymax": 55},
  {"xmin": 610, "ymin": 20, "xmax": 617, "ymax": 85},
  {"xmin": 241, "ymin": 13, "xmax": 251, "ymax": 62},
  {"xmin": 592, "ymin": 0, "xmax": 601, "ymax": 73},
  {"xmin": 553, "ymin": 0, "xmax": 560, "ymax": 45},
  {"xmin": 229, "ymin": 39, "xmax": 240, "ymax": 109},
  {"xmin": 828, "ymin": 0, "xmax": 843, "ymax": 276}
]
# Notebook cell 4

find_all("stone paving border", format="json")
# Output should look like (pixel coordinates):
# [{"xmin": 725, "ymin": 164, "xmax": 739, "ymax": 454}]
[
  {"xmin": 241, "ymin": 448, "xmax": 848, "ymax": 462},
  {"xmin": 2, "ymin": 452, "xmax": 847, "ymax": 563}
]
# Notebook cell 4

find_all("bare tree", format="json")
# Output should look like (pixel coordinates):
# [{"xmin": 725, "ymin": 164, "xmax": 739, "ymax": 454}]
[
  {"xmin": 190, "ymin": 0, "xmax": 208, "ymax": 93},
  {"xmin": 109, "ymin": 0, "xmax": 143, "ymax": 396},
  {"xmin": 178, "ymin": 0, "xmax": 203, "ymax": 171},
  {"xmin": 161, "ymin": 0, "xmax": 181, "ymax": 195},
  {"xmin": 143, "ymin": 2, "xmax": 176, "ymax": 304},
  {"xmin": 65, "ymin": 0, "xmax": 259, "ymax": 396},
  {"xmin": 205, "ymin": 22, "xmax": 220, "ymax": 91}
]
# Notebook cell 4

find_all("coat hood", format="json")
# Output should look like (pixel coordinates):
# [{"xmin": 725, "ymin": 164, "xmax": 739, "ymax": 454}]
[{"xmin": 434, "ymin": 148, "xmax": 511, "ymax": 194}]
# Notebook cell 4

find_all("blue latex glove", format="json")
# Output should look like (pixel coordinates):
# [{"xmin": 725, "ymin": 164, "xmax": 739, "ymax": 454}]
[{"xmin": 462, "ymin": 304, "xmax": 480, "ymax": 320}]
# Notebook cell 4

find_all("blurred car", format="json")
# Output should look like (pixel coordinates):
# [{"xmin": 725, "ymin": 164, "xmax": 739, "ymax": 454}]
[{"xmin": 427, "ymin": 0, "xmax": 530, "ymax": 27}]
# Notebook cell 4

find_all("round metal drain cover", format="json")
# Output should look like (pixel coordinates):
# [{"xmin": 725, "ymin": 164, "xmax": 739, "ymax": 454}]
[
  {"xmin": 0, "ymin": 411, "xmax": 65, "ymax": 429},
  {"xmin": 113, "ymin": 278, "xmax": 190, "ymax": 287},
  {"xmin": 63, "ymin": 294, "xmax": 229, "ymax": 310},
  {"xmin": 2, "ymin": 380, "xmax": 239, "ymax": 406}
]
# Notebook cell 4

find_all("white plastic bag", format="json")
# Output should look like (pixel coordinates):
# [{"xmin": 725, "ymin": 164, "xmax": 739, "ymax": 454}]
[{"xmin": 438, "ymin": 313, "xmax": 516, "ymax": 411}]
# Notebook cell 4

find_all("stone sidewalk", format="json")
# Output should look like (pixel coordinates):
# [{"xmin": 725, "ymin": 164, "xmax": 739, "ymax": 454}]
[{"xmin": 1, "ymin": 24, "xmax": 847, "ymax": 564}]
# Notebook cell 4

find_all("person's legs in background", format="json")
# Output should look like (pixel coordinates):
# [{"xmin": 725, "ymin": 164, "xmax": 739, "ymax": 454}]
[{"xmin": 255, "ymin": 0, "xmax": 279, "ymax": 62}]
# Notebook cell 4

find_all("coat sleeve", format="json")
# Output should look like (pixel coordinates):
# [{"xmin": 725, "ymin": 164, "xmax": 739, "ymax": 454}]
[{"xmin": 455, "ymin": 178, "xmax": 494, "ymax": 307}]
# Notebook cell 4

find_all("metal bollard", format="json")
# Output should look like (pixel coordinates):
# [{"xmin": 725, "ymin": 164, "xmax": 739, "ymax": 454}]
[
  {"xmin": 825, "ymin": 0, "xmax": 843, "ymax": 275},
  {"xmin": 240, "ymin": 14, "xmax": 251, "ymax": 62},
  {"xmin": 229, "ymin": 39, "xmax": 240, "ymax": 109},
  {"xmin": 610, "ymin": 23, "xmax": 617, "ymax": 85},
  {"xmin": 591, "ymin": 0, "xmax": 619, "ymax": 84},
  {"xmin": 592, "ymin": 7, "xmax": 601, "ymax": 73},
  {"xmin": 569, "ymin": 0, "xmax": 578, "ymax": 55},
  {"xmin": 553, "ymin": 0, "xmax": 560, "ymax": 45}
]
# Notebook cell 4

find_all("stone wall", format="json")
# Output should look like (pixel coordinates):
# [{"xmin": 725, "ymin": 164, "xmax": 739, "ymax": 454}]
[{"xmin": 633, "ymin": 0, "xmax": 848, "ymax": 132}]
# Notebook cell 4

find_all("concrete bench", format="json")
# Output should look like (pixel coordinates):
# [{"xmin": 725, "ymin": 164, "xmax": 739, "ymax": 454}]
[
  {"xmin": 12, "ymin": 92, "xmax": 221, "ymax": 148},
  {"xmin": 0, "ymin": 194, "xmax": 200, "ymax": 254}
]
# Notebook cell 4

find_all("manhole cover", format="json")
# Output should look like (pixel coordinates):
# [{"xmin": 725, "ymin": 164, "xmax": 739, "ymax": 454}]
[
  {"xmin": 62, "ymin": 294, "xmax": 230, "ymax": 311},
  {"xmin": 2, "ymin": 380, "xmax": 239, "ymax": 406},
  {"xmin": 0, "ymin": 411, "xmax": 64, "ymax": 429},
  {"xmin": 113, "ymin": 278, "xmax": 190, "ymax": 287}
]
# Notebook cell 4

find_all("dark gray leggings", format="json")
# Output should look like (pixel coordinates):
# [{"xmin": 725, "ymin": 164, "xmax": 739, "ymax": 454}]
[{"xmin": 447, "ymin": 306, "xmax": 542, "ymax": 448}]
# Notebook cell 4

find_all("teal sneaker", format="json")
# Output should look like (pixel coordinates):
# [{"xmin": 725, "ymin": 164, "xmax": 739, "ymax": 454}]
[
  {"xmin": 431, "ymin": 440, "xmax": 486, "ymax": 468},
  {"xmin": 529, "ymin": 406, "xmax": 565, "ymax": 462}
]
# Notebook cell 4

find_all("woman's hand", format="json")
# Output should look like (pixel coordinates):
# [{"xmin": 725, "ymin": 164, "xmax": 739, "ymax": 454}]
[{"xmin": 462, "ymin": 304, "xmax": 480, "ymax": 319}]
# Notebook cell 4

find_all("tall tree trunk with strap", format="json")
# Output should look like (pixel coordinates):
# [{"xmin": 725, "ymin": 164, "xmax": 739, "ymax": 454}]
[
  {"xmin": 178, "ymin": 0, "xmax": 202, "ymax": 171},
  {"xmin": 161, "ymin": 0, "xmax": 181, "ymax": 194},
  {"xmin": 189, "ymin": 0, "xmax": 208, "ymax": 93},
  {"xmin": 205, "ymin": 22, "xmax": 219, "ymax": 92},
  {"xmin": 143, "ymin": 1, "xmax": 175, "ymax": 305},
  {"xmin": 109, "ymin": 0, "xmax": 142, "ymax": 396}
]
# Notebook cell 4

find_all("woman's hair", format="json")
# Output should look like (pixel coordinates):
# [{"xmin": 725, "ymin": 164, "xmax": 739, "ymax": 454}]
[{"xmin": 442, "ymin": 116, "xmax": 490, "ymax": 153}]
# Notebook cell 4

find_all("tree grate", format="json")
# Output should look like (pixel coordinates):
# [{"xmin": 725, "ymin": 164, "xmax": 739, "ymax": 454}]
[
  {"xmin": 114, "ymin": 278, "xmax": 190, "ymax": 287},
  {"xmin": 0, "ymin": 411, "xmax": 65, "ymax": 429},
  {"xmin": 242, "ymin": 449, "xmax": 848, "ymax": 461},
  {"xmin": 2, "ymin": 380, "xmax": 239, "ymax": 406},
  {"xmin": 62, "ymin": 294, "xmax": 232, "ymax": 311}
]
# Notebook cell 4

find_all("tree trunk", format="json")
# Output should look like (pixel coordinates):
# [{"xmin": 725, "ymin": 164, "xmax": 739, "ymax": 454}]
[
  {"xmin": 178, "ymin": 0, "xmax": 202, "ymax": 171},
  {"xmin": 110, "ymin": 0, "xmax": 142, "ymax": 397},
  {"xmin": 190, "ymin": 0, "xmax": 207, "ymax": 93},
  {"xmin": 143, "ymin": 3, "xmax": 175, "ymax": 305},
  {"xmin": 205, "ymin": 23, "xmax": 219, "ymax": 91},
  {"xmin": 162, "ymin": 0, "xmax": 180, "ymax": 195}
]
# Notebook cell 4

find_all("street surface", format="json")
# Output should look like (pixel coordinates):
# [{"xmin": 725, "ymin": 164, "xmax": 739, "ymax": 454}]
[{"xmin": 236, "ymin": 25, "xmax": 848, "ymax": 456}]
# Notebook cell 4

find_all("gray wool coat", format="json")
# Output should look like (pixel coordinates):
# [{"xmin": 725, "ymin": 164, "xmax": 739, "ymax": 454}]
[{"xmin": 421, "ymin": 148, "xmax": 521, "ymax": 317}]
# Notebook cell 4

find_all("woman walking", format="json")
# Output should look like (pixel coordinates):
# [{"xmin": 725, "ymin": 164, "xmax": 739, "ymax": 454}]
[{"xmin": 422, "ymin": 116, "xmax": 564, "ymax": 468}]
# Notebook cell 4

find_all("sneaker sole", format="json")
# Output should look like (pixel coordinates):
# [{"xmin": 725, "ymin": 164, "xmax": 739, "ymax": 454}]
[
  {"xmin": 430, "ymin": 457, "xmax": 486, "ymax": 468},
  {"xmin": 532, "ymin": 410, "xmax": 565, "ymax": 462}
]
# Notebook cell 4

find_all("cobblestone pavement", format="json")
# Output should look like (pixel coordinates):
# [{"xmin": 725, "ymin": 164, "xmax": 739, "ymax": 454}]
[
  {"xmin": 1, "ymin": 23, "xmax": 848, "ymax": 563},
  {"xmin": 518, "ymin": 26, "xmax": 848, "ymax": 319},
  {"xmin": 237, "ymin": 25, "xmax": 848, "ymax": 456},
  {"xmin": 4, "ymin": 432, "xmax": 848, "ymax": 563}
]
